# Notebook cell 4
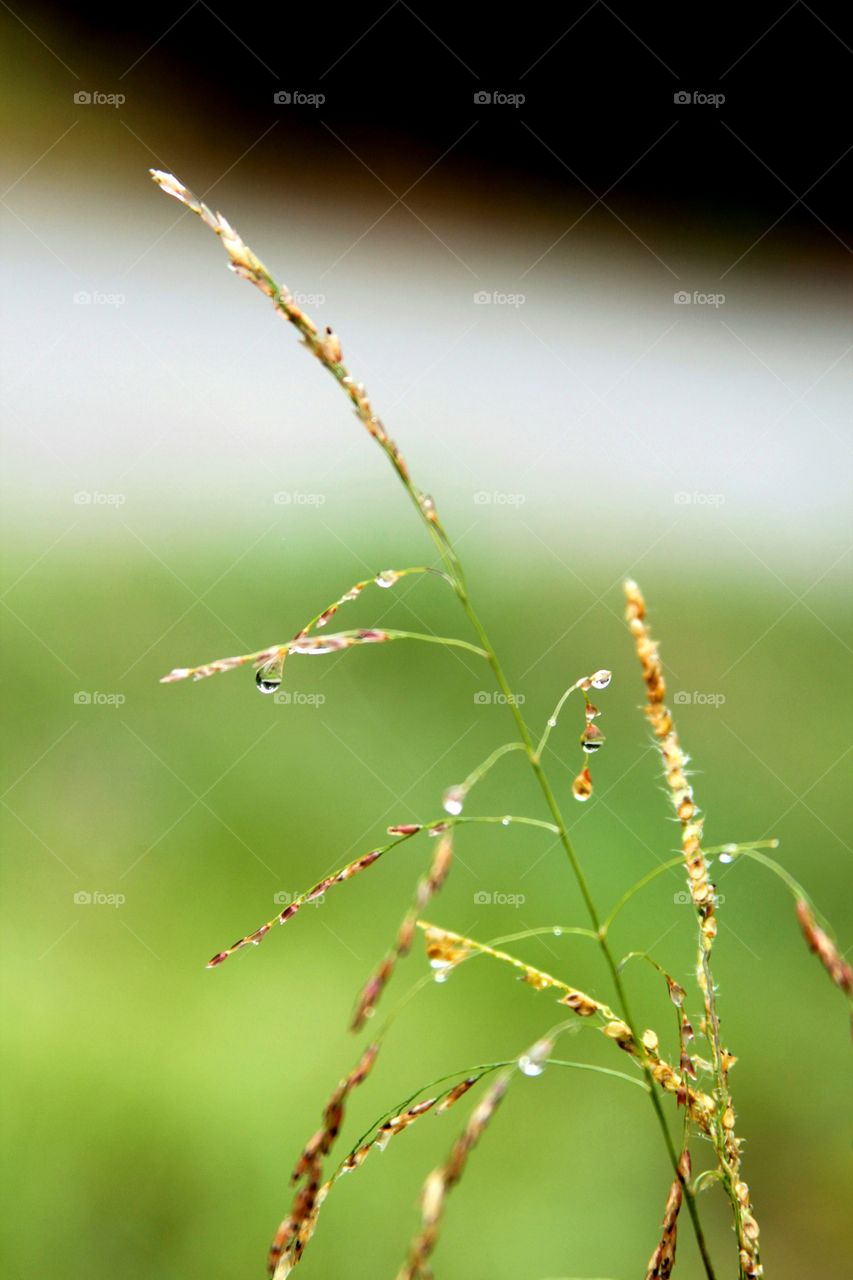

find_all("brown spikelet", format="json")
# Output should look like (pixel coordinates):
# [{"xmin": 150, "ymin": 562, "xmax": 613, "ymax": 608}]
[
  {"xmin": 624, "ymin": 580, "xmax": 715, "ymax": 932},
  {"xmin": 352, "ymin": 834, "xmax": 454, "ymax": 1030},
  {"xmin": 571, "ymin": 765, "xmax": 594, "ymax": 802},
  {"xmin": 644, "ymin": 1152, "xmax": 690, "ymax": 1280},
  {"xmin": 269, "ymin": 1043, "xmax": 379, "ymax": 1277},
  {"xmin": 207, "ymin": 829, "xmax": 420, "ymax": 968},
  {"xmin": 398, "ymin": 1074, "xmax": 510, "ymax": 1279},
  {"xmin": 796, "ymin": 899, "xmax": 853, "ymax": 997},
  {"xmin": 624, "ymin": 580, "xmax": 762, "ymax": 1278},
  {"xmin": 434, "ymin": 1076, "xmax": 478, "ymax": 1114},
  {"xmin": 150, "ymin": 169, "xmax": 425, "ymax": 500}
]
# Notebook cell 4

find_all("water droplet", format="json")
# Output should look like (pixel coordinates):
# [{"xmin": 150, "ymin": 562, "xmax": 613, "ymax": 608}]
[
  {"xmin": 719, "ymin": 847, "xmax": 735, "ymax": 864},
  {"xmin": 518, "ymin": 1054, "xmax": 545, "ymax": 1077},
  {"xmin": 580, "ymin": 724, "xmax": 605, "ymax": 754},
  {"xmin": 375, "ymin": 569, "xmax": 400, "ymax": 589},
  {"xmin": 553, "ymin": 927, "xmax": 562, "ymax": 937},
  {"xmin": 572, "ymin": 767, "xmax": 593, "ymax": 802},
  {"xmin": 590, "ymin": 669, "xmax": 612, "ymax": 690},
  {"xmin": 501, "ymin": 815, "xmax": 511, "ymax": 826},
  {"xmin": 433, "ymin": 968, "xmax": 449, "ymax": 984},
  {"xmin": 584, "ymin": 702, "xmax": 600, "ymax": 721},
  {"xmin": 256, "ymin": 655, "xmax": 283, "ymax": 694},
  {"xmin": 547, "ymin": 717, "xmax": 557, "ymax": 727},
  {"xmin": 442, "ymin": 785, "xmax": 465, "ymax": 816}
]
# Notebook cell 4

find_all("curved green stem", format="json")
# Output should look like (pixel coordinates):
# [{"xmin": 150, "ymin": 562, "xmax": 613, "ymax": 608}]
[
  {"xmin": 602, "ymin": 840, "xmax": 782, "ymax": 936},
  {"xmin": 535, "ymin": 677, "xmax": 588, "ymax": 758},
  {"xmin": 460, "ymin": 741, "xmax": 528, "ymax": 795}
]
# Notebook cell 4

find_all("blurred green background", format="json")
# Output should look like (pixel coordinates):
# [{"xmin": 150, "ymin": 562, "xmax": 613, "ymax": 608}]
[
  {"xmin": 2, "ymin": 6, "xmax": 852, "ymax": 1278},
  {"xmin": 2, "ymin": 533, "xmax": 851, "ymax": 1279}
]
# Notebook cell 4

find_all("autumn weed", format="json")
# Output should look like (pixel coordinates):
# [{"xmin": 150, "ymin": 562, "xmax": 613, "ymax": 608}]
[{"xmin": 150, "ymin": 170, "xmax": 851, "ymax": 1280}]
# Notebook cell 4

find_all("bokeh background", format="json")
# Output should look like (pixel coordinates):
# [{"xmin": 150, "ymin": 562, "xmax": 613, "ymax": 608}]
[{"xmin": 2, "ymin": 4, "xmax": 851, "ymax": 1278}]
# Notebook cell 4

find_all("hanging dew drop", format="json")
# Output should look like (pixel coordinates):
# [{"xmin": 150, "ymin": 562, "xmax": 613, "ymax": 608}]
[
  {"xmin": 442, "ymin": 785, "xmax": 465, "ymax": 816},
  {"xmin": 590, "ymin": 669, "xmax": 612, "ymax": 689},
  {"xmin": 580, "ymin": 724, "xmax": 605, "ymax": 754},
  {"xmin": 518, "ymin": 1054, "xmax": 545, "ymax": 1077},
  {"xmin": 553, "ymin": 927, "xmax": 562, "ymax": 937},
  {"xmin": 501, "ymin": 816, "xmax": 511, "ymax": 826},
  {"xmin": 374, "ymin": 569, "xmax": 399, "ymax": 589},
  {"xmin": 256, "ymin": 655, "xmax": 284, "ymax": 694}
]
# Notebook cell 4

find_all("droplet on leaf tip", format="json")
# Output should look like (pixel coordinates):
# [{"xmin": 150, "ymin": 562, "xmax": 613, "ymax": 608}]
[
  {"xmin": 442, "ymin": 785, "xmax": 465, "ymax": 816},
  {"xmin": 256, "ymin": 655, "xmax": 284, "ymax": 694}
]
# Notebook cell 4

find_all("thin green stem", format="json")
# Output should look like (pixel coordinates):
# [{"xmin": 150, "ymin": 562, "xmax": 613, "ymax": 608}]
[
  {"xmin": 602, "ymin": 840, "xmax": 782, "ymax": 935},
  {"xmin": 460, "ymin": 741, "xmax": 528, "ymax": 795},
  {"xmin": 486, "ymin": 925, "xmax": 600, "ymax": 947},
  {"xmin": 602, "ymin": 856, "xmax": 685, "ymax": 934},
  {"xmin": 535, "ymin": 677, "xmax": 588, "ymax": 758}
]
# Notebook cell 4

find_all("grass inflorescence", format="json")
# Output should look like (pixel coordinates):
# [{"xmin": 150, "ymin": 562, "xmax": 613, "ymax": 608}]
[{"xmin": 150, "ymin": 169, "xmax": 851, "ymax": 1280}]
